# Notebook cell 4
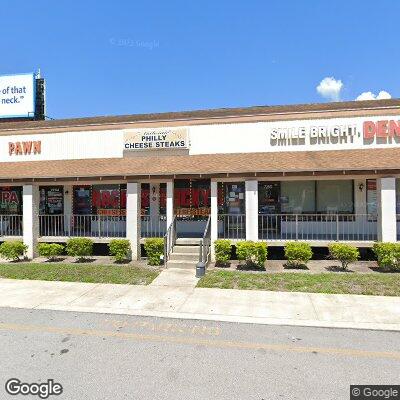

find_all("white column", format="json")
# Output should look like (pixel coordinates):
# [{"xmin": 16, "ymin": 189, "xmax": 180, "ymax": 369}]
[
  {"xmin": 126, "ymin": 182, "xmax": 140, "ymax": 260},
  {"xmin": 149, "ymin": 183, "xmax": 160, "ymax": 219},
  {"xmin": 354, "ymin": 179, "xmax": 367, "ymax": 215},
  {"xmin": 245, "ymin": 180, "xmax": 258, "ymax": 241},
  {"xmin": 64, "ymin": 185, "xmax": 73, "ymax": 215},
  {"xmin": 210, "ymin": 180, "xmax": 218, "ymax": 261},
  {"xmin": 23, "ymin": 184, "xmax": 39, "ymax": 259},
  {"xmin": 377, "ymin": 177, "xmax": 397, "ymax": 242},
  {"xmin": 166, "ymin": 180, "xmax": 174, "ymax": 228},
  {"xmin": 354, "ymin": 179, "xmax": 367, "ymax": 237},
  {"xmin": 63, "ymin": 185, "xmax": 73, "ymax": 234}
]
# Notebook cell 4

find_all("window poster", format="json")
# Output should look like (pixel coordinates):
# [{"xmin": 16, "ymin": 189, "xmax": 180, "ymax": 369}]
[
  {"xmin": 366, "ymin": 179, "xmax": 377, "ymax": 219},
  {"xmin": 0, "ymin": 187, "xmax": 22, "ymax": 215}
]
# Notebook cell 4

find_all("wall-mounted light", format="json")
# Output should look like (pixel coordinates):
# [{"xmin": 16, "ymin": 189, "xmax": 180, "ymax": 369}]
[{"xmin": 358, "ymin": 183, "xmax": 364, "ymax": 192}]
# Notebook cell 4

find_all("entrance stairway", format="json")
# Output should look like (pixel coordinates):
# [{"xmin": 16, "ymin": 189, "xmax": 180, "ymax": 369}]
[{"xmin": 166, "ymin": 238, "xmax": 201, "ymax": 269}]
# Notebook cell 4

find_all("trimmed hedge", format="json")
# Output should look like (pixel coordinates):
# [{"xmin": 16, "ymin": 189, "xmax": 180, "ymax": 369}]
[
  {"xmin": 66, "ymin": 238, "xmax": 94, "ymax": 261},
  {"xmin": 144, "ymin": 238, "xmax": 164, "ymax": 266},
  {"xmin": 0, "ymin": 240, "xmax": 27, "ymax": 261},
  {"xmin": 373, "ymin": 242, "xmax": 400, "ymax": 272},
  {"xmin": 108, "ymin": 239, "xmax": 131, "ymax": 263},
  {"xmin": 37, "ymin": 243, "xmax": 64, "ymax": 261},
  {"xmin": 284, "ymin": 242, "xmax": 312, "ymax": 267},
  {"xmin": 328, "ymin": 243, "xmax": 359, "ymax": 270},
  {"xmin": 236, "ymin": 241, "xmax": 267, "ymax": 267},
  {"xmin": 214, "ymin": 239, "xmax": 231, "ymax": 265}
]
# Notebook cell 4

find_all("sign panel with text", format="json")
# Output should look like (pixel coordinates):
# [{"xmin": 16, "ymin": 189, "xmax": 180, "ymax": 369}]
[
  {"xmin": 0, "ymin": 73, "xmax": 35, "ymax": 119},
  {"xmin": 124, "ymin": 127, "xmax": 189, "ymax": 151}
]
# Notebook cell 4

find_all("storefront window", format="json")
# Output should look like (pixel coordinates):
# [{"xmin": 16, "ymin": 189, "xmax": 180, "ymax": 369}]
[
  {"xmin": 174, "ymin": 179, "xmax": 211, "ymax": 218},
  {"xmin": 218, "ymin": 182, "xmax": 245, "ymax": 215},
  {"xmin": 73, "ymin": 185, "xmax": 127, "ymax": 216},
  {"xmin": 366, "ymin": 179, "xmax": 377, "ymax": 215},
  {"xmin": 0, "ymin": 187, "xmax": 22, "ymax": 215},
  {"xmin": 367, "ymin": 178, "xmax": 400, "ymax": 216},
  {"xmin": 39, "ymin": 186, "xmax": 64, "ymax": 215},
  {"xmin": 259, "ymin": 182, "xmax": 280, "ymax": 214},
  {"xmin": 281, "ymin": 181, "xmax": 315, "ymax": 214},
  {"xmin": 316, "ymin": 180, "xmax": 353, "ymax": 214},
  {"xmin": 159, "ymin": 183, "xmax": 166, "ymax": 215},
  {"xmin": 141, "ymin": 183, "xmax": 150, "ymax": 215}
]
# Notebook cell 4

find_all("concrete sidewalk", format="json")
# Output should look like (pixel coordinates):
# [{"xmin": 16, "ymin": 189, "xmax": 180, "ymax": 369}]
[{"xmin": 0, "ymin": 270, "xmax": 400, "ymax": 331}]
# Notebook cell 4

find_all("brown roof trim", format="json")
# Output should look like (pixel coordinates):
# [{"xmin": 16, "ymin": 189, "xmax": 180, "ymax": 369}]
[
  {"xmin": 0, "ymin": 99, "xmax": 400, "ymax": 133},
  {"xmin": 0, "ymin": 148, "xmax": 399, "ymax": 181}
]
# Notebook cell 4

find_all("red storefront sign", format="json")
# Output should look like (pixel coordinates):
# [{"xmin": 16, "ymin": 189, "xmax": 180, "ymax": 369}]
[
  {"xmin": 363, "ymin": 120, "xmax": 400, "ymax": 139},
  {"xmin": 174, "ymin": 188, "xmax": 210, "ymax": 207}
]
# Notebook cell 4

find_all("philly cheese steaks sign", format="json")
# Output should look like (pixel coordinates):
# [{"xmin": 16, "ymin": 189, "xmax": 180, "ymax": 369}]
[{"xmin": 124, "ymin": 127, "xmax": 189, "ymax": 151}]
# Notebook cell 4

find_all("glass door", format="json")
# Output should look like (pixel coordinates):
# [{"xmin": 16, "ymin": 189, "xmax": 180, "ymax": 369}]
[{"xmin": 258, "ymin": 182, "xmax": 281, "ymax": 239}]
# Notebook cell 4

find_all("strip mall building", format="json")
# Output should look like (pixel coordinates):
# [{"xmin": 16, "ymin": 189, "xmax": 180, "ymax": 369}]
[{"xmin": 1, "ymin": 99, "xmax": 400, "ymax": 260}]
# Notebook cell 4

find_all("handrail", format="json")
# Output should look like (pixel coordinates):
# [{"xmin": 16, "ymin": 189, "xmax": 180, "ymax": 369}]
[
  {"xmin": 163, "ymin": 216, "xmax": 177, "ymax": 266},
  {"xmin": 199, "ymin": 215, "xmax": 211, "ymax": 266}
]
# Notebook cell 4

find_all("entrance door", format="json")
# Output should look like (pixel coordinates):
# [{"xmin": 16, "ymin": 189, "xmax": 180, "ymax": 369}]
[
  {"xmin": 258, "ymin": 182, "xmax": 281, "ymax": 239},
  {"xmin": 174, "ymin": 179, "xmax": 211, "ymax": 238}
]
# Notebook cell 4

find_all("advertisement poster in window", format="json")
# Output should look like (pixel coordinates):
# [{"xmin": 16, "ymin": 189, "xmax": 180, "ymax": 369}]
[
  {"xmin": 0, "ymin": 187, "xmax": 22, "ymax": 214},
  {"xmin": 366, "ymin": 179, "xmax": 377, "ymax": 220}
]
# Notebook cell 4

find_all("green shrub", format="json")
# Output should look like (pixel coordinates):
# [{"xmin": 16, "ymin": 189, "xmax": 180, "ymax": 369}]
[
  {"xmin": 144, "ymin": 238, "xmax": 164, "ymax": 266},
  {"xmin": 0, "ymin": 240, "xmax": 27, "ymax": 261},
  {"xmin": 236, "ymin": 241, "xmax": 268, "ymax": 267},
  {"xmin": 373, "ymin": 242, "xmax": 400, "ymax": 272},
  {"xmin": 37, "ymin": 243, "xmax": 64, "ymax": 261},
  {"xmin": 214, "ymin": 239, "xmax": 231, "ymax": 265},
  {"xmin": 109, "ymin": 239, "xmax": 131, "ymax": 263},
  {"xmin": 328, "ymin": 243, "xmax": 360, "ymax": 270},
  {"xmin": 284, "ymin": 242, "xmax": 312, "ymax": 267},
  {"xmin": 66, "ymin": 238, "xmax": 94, "ymax": 261}
]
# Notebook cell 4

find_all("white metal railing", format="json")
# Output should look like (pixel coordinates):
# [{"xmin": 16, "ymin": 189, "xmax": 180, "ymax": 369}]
[
  {"xmin": 218, "ymin": 214, "xmax": 246, "ymax": 239},
  {"xmin": 163, "ymin": 216, "xmax": 177, "ymax": 265},
  {"xmin": 39, "ymin": 214, "xmax": 126, "ymax": 238},
  {"xmin": 141, "ymin": 215, "xmax": 167, "ymax": 238},
  {"xmin": 0, "ymin": 215, "xmax": 23, "ymax": 236},
  {"xmin": 199, "ymin": 215, "xmax": 211, "ymax": 265},
  {"xmin": 258, "ymin": 214, "xmax": 377, "ymax": 241}
]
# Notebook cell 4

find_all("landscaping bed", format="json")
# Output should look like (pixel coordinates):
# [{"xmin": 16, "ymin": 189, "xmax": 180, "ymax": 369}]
[
  {"xmin": 0, "ymin": 262, "xmax": 160, "ymax": 285},
  {"xmin": 197, "ymin": 270, "xmax": 400, "ymax": 296}
]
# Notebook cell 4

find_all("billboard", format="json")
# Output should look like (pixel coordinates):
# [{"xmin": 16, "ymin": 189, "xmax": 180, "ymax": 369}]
[{"xmin": 0, "ymin": 73, "xmax": 35, "ymax": 119}]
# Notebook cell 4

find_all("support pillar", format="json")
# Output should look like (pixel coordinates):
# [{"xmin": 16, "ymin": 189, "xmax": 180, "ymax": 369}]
[
  {"xmin": 377, "ymin": 177, "xmax": 397, "ymax": 242},
  {"xmin": 149, "ymin": 183, "xmax": 160, "ymax": 219},
  {"xmin": 126, "ymin": 182, "xmax": 140, "ymax": 260},
  {"xmin": 63, "ymin": 185, "xmax": 73, "ymax": 234},
  {"xmin": 166, "ymin": 180, "xmax": 174, "ymax": 228},
  {"xmin": 245, "ymin": 180, "xmax": 258, "ymax": 241},
  {"xmin": 23, "ymin": 184, "xmax": 39, "ymax": 259},
  {"xmin": 210, "ymin": 180, "xmax": 218, "ymax": 261}
]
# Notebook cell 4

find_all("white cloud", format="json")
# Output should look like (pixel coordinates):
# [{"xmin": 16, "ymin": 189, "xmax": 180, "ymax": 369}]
[
  {"xmin": 356, "ymin": 90, "xmax": 392, "ymax": 101},
  {"xmin": 316, "ymin": 77, "xmax": 343, "ymax": 101}
]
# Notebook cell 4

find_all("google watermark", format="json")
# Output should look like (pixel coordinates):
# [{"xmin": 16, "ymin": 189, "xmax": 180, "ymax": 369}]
[
  {"xmin": 350, "ymin": 385, "xmax": 400, "ymax": 399},
  {"xmin": 5, "ymin": 378, "xmax": 63, "ymax": 399},
  {"xmin": 109, "ymin": 37, "xmax": 160, "ymax": 50}
]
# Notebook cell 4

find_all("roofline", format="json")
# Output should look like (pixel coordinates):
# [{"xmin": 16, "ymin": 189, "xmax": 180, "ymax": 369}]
[{"xmin": 1, "ymin": 99, "xmax": 400, "ymax": 133}]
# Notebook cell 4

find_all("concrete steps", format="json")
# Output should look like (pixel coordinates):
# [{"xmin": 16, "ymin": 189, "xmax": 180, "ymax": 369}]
[
  {"xmin": 175, "ymin": 238, "xmax": 202, "ymax": 246},
  {"xmin": 167, "ymin": 239, "xmax": 200, "ymax": 269}
]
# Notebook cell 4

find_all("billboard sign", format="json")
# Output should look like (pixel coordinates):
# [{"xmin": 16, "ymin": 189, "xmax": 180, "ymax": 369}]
[{"xmin": 0, "ymin": 73, "xmax": 35, "ymax": 119}]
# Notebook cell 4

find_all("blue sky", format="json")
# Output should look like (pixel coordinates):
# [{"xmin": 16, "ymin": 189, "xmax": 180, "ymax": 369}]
[{"xmin": 1, "ymin": 0, "xmax": 398, "ymax": 119}]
